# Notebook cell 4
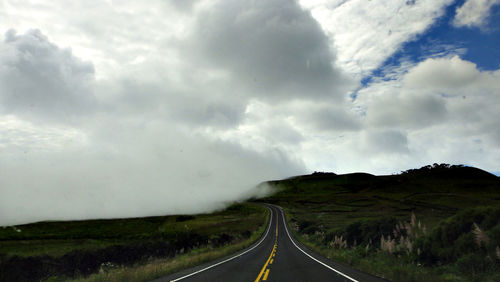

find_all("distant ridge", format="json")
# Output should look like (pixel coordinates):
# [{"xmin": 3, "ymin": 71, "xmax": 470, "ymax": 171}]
[
  {"xmin": 263, "ymin": 164, "xmax": 499, "ymax": 195},
  {"xmin": 399, "ymin": 164, "xmax": 497, "ymax": 180},
  {"xmin": 285, "ymin": 171, "xmax": 337, "ymax": 180},
  {"xmin": 277, "ymin": 164, "xmax": 497, "ymax": 182}
]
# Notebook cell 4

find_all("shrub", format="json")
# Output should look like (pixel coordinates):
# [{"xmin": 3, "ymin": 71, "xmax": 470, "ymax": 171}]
[
  {"xmin": 415, "ymin": 206, "xmax": 500, "ymax": 266},
  {"xmin": 456, "ymin": 253, "xmax": 496, "ymax": 279},
  {"xmin": 297, "ymin": 220, "xmax": 315, "ymax": 234},
  {"xmin": 175, "ymin": 215, "xmax": 195, "ymax": 222},
  {"xmin": 326, "ymin": 217, "xmax": 398, "ymax": 247}
]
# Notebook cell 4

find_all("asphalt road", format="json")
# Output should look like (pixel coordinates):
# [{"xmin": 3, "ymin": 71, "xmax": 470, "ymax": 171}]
[{"xmin": 154, "ymin": 205, "xmax": 387, "ymax": 282}]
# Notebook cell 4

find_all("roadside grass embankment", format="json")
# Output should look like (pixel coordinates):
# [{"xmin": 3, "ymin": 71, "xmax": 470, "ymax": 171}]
[
  {"xmin": 0, "ymin": 203, "xmax": 269, "ymax": 282},
  {"xmin": 69, "ymin": 212, "xmax": 269, "ymax": 282},
  {"xmin": 264, "ymin": 164, "xmax": 500, "ymax": 281}
]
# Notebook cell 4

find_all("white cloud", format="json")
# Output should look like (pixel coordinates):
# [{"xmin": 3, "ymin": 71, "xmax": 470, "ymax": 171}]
[
  {"xmin": 362, "ymin": 89, "xmax": 447, "ymax": 129},
  {"xmin": 0, "ymin": 27, "xmax": 306, "ymax": 226},
  {"xmin": 350, "ymin": 55, "xmax": 500, "ymax": 172},
  {"xmin": 453, "ymin": 0, "xmax": 500, "ymax": 28},
  {"xmin": 404, "ymin": 55, "xmax": 481, "ymax": 88},
  {"xmin": 0, "ymin": 122, "xmax": 305, "ymax": 225},
  {"xmin": 299, "ymin": 0, "xmax": 454, "ymax": 75},
  {"xmin": 0, "ymin": 115, "xmax": 88, "ymax": 154},
  {"xmin": 0, "ymin": 0, "xmax": 190, "ymax": 79},
  {"xmin": 362, "ymin": 129, "xmax": 409, "ymax": 155},
  {"xmin": 403, "ymin": 55, "xmax": 500, "ymax": 98},
  {"xmin": 0, "ymin": 29, "xmax": 96, "ymax": 122},
  {"xmin": 187, "ymin": 0, "xmax": 353, "ymax": 100},
  {"xmin": 261, "ymin": 55, "xmax": 500, "ymax": 176}
]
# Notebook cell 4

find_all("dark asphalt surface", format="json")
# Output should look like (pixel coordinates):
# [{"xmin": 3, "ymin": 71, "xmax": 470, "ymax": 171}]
[{"xmin": 154, "ymin": 205, "xmax": 388, "ymax": 282}]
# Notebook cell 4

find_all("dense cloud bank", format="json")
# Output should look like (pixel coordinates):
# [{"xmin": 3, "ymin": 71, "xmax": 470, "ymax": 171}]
[{"xmin": 0, "ymin": 27, "xmax": 305, "ymax": 226}]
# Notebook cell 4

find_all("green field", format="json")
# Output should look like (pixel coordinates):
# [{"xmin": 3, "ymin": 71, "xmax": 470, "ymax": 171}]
[
  {"xmin": 0, "ymin": 203, "xmax": 268, "ymax": 281},
  {"xmin": 261, "ymin": 164, "xmax": 500, "ymax": 281}
]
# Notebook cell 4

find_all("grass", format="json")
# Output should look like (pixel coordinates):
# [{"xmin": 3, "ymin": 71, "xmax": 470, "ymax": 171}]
[
  {"xmin": 284, "ymin": 210, "xmax": 450, "ymax": 281},
  {"xmin": 262, "ymin": 164, "xmax": 500, "ymax": 281},
  {"xmin": 65, "ymin": 210, "xmax": 270, "ymax": 282},
  {"xmin": 0, "ymin": 203, "xmax": 265, "ymax": 257},
  {"xmin": 1, "ymin": 203, "xmax": 269, "ymax": 281},
  {"xmin": 0, "ymin": 239, "xmax": 124, "ymax": 258}
]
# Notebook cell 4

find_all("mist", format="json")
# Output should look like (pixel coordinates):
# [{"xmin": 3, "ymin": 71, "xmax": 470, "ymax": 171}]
[
  {"xmin": 0, "ymin": 123, "xmax": 304, "ymax": 226},
  {"xmin": 0, "ymin": 26, "xmax": 307, "ymax": 226}
]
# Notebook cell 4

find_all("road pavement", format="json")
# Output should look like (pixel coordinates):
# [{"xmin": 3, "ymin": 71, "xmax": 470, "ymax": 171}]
[{"xmin": 154, "ymin": 204, "xmax": 387, "ymax": 282}]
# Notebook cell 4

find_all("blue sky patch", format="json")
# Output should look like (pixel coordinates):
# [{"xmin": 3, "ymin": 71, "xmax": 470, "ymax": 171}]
[{"xmin": 360, "ymin": 0, "xmax": 500, "ymax": 90}]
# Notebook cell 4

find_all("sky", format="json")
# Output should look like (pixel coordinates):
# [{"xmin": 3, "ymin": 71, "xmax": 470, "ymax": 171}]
[{"xmin": 1, "ymin": 0, "xmax": 499, "ymax": 225}]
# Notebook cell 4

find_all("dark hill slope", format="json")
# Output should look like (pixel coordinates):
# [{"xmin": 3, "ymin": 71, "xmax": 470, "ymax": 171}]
[
  {"xmin": 260, "ymin": 163, "xmax": 499, "ymax": 236},
  {"xmin": 266, "ymin": 164, "xmax": 499, "ymax": 195},
  {"xmin": 400, "ymin": 164, "xmax": 497, "ymax": 180},
  {"xmin": 259, "ymin": 164, "xmax": 500, "ymax": 281}
]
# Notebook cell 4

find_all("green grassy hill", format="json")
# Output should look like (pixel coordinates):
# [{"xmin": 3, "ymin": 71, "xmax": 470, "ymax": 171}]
[
  {"xmin": 260, "ymin": 164, "xmax": 500, "ymax": 281},
  {"xmin": 0, "ymin": 203, "xmax": 268, "ymax": 281}
]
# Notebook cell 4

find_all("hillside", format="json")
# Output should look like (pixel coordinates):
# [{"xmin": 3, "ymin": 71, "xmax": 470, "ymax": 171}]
[
  {"xmin": 0, "ymin": 203, "xmax": 268, "ymax": 281},
  {"xmin": 260, "ymin": 164, "xmax": 500, "ymax": 281}
]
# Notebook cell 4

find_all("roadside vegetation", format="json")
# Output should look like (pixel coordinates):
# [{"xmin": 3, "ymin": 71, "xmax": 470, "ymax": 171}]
[
  {"xmin": 262, "ymin": 164, "xmax": 500, "ymax": 281},
  {"xmin": 0, "ymin": 203, "xmax": 268, "ymax": 281}
]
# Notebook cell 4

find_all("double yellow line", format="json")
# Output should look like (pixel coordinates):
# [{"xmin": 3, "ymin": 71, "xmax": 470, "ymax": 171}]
[{"xmin": 255, "ymin": 212, "xmax": 279, "ymax": 282}]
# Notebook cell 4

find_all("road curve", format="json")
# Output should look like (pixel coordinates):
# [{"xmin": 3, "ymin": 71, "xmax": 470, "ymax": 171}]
[{"xmin": 154, "ymin": 205, "xmax": 387, "ymax": 282}]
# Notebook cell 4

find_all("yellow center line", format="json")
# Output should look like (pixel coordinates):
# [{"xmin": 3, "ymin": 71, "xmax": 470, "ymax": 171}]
[
  {"xmin": 263, "ymin": 269, "xmax": 270, "ymax": 281},
  {"xmin": 255, "ymin": 242, "xmax": 276, "ymax": 281},
  {"xmin": 255, "ymin": 211, "xmax": 279, "ymax": 282}
]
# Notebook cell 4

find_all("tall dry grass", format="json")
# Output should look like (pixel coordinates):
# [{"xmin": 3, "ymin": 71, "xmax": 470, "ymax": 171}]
[
  {"xmin": 380, "ymin": 212, "xmax": 427, "ymax": 255},
  {"xmin": 472, "ymin": 222, "xmax": 490, "ymax": 247},
  {"xmin": 327, "ymin": 212, "xmax": 428, "ymax": 256}
]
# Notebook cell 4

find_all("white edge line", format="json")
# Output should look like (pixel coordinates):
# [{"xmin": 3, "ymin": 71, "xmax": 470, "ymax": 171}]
[
  {"xmin": 170, "ymin": 206, "xmax": 273, "ymax": 282},
  {"xmin": 278, "ymin": 205, "xmax": 359, "ymax": 282}
]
